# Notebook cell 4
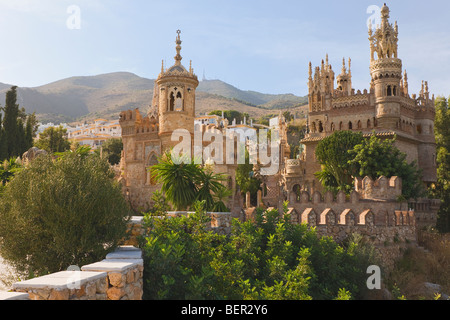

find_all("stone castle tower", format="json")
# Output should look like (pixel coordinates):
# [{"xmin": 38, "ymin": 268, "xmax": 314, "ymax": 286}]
[
  {"xmin": 153, "ymin": 30, "xmax": 199, "ymax": 150},
  {"xmin": 369, "ymin": 3, "xmax": 402, "ymax": 129},
  {"xmin": 297, "ymin": 3, "xmax": 437, "ymax": 198}
]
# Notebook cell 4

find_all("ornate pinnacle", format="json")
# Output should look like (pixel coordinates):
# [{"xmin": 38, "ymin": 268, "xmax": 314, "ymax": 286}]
[{"xmin": 174, "ymin": 29, "xmax": 182, "ymax": 66}]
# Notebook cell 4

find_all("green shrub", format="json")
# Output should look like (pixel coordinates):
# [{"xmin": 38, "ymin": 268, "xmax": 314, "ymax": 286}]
[
  {"xmin": 140, "ymin": 202, "xmax": 376, "ymax": 300},
  {"xmin": 0, "ymin": 148, "xmax": 130, "ymax": 276}
]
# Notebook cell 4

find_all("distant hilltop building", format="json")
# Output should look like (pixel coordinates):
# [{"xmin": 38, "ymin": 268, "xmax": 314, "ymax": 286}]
[
  {"xmin": 67, "ymin": 118, "xmax": 121, "ymax": 149},
  {"xmin": 119, "ymin": 5, "xmax": 440, "ymax": 243}
]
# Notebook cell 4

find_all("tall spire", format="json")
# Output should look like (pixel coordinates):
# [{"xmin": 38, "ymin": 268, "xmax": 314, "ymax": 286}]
[
  {"xmin": 348, "ymin": 58, "xmax": 351, "ymax": 76},
  {"xmin": 369, "ymin": 4, "xmax": 399, "ymax": 60},
  {"xmin": 174, "ymin": 29, "xmax": 182, "ymax": 66},
  {"xmin": 341, "ymin": 57, "xmax": 346, "ymax": 74}
]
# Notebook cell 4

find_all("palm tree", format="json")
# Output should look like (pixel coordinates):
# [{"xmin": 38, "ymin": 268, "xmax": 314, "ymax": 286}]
[
  {"xmin": 151, "ymin": 151, "xmax": 201, "ymax": 211},
  {"xmin": 151, "ymin": 151, "xmax": 230, "ymax": 212},
  {"xmin": 194, "ymin": 166, "xmax": 227, "ymax": 211}
]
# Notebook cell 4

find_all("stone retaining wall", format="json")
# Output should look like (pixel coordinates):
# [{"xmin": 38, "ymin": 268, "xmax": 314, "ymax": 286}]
[{"xmin": 1, "ymin": 246, "xmax": 143, "ymax": 301}]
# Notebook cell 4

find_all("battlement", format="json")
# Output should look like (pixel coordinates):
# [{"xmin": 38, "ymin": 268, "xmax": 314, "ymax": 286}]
[
  {"xmin": 354, "ymin": 176, "xmax": 402, "ymax": 200},
  {"xmin": 119, "ymin": 109, "xmax": 159, "ymax": 136},
  {"xmin": 294, "ymin": 207, "xmax": 415, "ymax": 227}
]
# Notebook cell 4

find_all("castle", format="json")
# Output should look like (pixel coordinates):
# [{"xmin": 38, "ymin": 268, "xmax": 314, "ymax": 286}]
[
  {"xmin": 119, "ymin": 5, "xmax": 440, "ymax": 239},
  {"xmin": 118, "ymin": 30, "xmax": 290, "ymax": 215},
  {"xmin": 258, "ymin": 4, "xmax": 439, "ymax": 229}
]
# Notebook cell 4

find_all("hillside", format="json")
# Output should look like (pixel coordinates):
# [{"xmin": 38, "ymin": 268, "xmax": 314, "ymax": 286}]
[{"xmin": 0, "ymin": 72, "xmax": 308, "ymax": 124}]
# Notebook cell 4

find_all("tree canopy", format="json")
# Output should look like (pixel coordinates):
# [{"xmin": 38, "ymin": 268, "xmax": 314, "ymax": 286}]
[
  {"xmin": 348, "ymin": 134, "xmax": 424, "ymax": 200},
  {"xmin": 314, "ymin": 131, "xmax": 364, "ymax": 194},
  {"xmin": 0, "ymin": 86, "xmax": 38, "ymax": 161},
  {"xmin": 430, "ymin": 96, "xmax": 450, "ymax": 232},
  {"xmin": 0, "ymin": 147, "xmax": 130, "ymax": 276},
  {"xmin": 34, "ymin": 126, "xmax": 71, "ymax": 154},
  {"xmin": 315, "ymin": 130, "xmax": 424, "ymax": 199}
]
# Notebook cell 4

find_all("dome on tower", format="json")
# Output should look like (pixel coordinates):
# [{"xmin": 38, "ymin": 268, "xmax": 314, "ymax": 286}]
[{"xmin": 158, "ymin": 30, "xmax": 198, "ymax": 81}]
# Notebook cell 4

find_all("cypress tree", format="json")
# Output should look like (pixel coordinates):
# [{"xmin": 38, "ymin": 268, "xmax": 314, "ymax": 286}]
[
  {"xmin": 0, "ymin": 86, "xmax": 37, "ymax": 161},
  {"xmin": 3, "ymin": 86, "xmax": 20, "ymax": 158}
]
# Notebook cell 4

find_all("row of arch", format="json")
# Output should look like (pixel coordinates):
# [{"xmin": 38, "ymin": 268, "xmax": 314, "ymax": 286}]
[
  {"xmin": 136, "ymin": 124, "xmax": 159, "ymax": 134},
  {"xmin": 297, "ymin": 207, "xmax": 415, "ymax": 227},
  {"xmin": 310, "ymin": 117, "xmax": 378, "ymax": 133}
]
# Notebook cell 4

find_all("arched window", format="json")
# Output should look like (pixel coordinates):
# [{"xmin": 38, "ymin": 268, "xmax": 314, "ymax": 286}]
[
  {"xmin": 169, "ymin": 92, "xmax": 175, "ymax": 111},
  {"xmin": 339, "ymin": 122, "xmax": 343, "ymax": 130},
  {"xmin": 175, "ymin": 91, "xmax": 183, "ymax": 111},
  {"xmin": 318, "ymin": 121, "xmax": 324, "ymax": 133},
  {"xmin": 169, "ymin": 88, "xmax": 184, "ymax": 111},
  {"xmin": 357, "ymin": 120, "xmax": 362, "ymax": 129},
  {"xmin": 367, "ymin": 119, "xmax": 371, "ymax": 128},
  {"xmin": 348, "ymin": 121, "xmax": 353, "ymax": 130},
  {"xmin": 387, "ymin": 85, "xmax": 392, "ymax": 96},
  {"xmin": 311, "ymin": 122, "xmax": 317, "ymax": 133},
  {"xmin": 146, "ymin": 154, "xmax": 159, "ymax": 185},
  {"xmin": 293, "ymin": 184, "xmax": 301, "ymax": 202},
  {"xmin": 330, "ymin": 123, "xmax": 335, "ymax": 132}
]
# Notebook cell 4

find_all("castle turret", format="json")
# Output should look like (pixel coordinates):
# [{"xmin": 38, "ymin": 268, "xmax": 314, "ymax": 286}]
[
  {"xmin": 155, "ymin": 30, "xmax": 199, "ymax": 150},
  {"xmin": 336, "ymin": 57, "xmax": 352, "ymax": 95},
  {"xmin": 308, "ymin": 54, "xmax": 335, "ymax": 113},
  {"xmin": 369, "ymin": 4, "xmax": 402, "ymax": 129}
]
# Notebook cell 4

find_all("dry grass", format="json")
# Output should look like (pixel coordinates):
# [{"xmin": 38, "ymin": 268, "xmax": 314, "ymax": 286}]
[{"xmin": 386, "ymin": 230, "xmax": 450, "ymax": 300}]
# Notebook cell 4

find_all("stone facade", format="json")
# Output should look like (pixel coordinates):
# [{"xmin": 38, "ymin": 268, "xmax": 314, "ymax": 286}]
[
  {"xmin": 259, "ymin": 4, "xmax": 440, "ymax": 228},
  {"xmin": 295, "ymin": 4, "xmax": 437, "ymax": 194}
]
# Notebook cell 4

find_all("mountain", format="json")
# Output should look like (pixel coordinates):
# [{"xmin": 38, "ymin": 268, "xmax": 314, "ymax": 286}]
[
  {"xmin": 198, "ymin": 79, "xmax": 307, "ymax": 108},
  {"xmin": 0, "ymin": 72, "xmax": 308, "ymax": 124}
]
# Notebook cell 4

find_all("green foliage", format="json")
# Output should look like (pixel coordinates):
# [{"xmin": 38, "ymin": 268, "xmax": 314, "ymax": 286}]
[
  {"xmin": 99, "ymin": 138, "xmax": 123, "ymax": 165},
  {"xmin": 314, "ymin": 131, "xmax": 364, "ymax": 194},
  {"xmin": 150, "ymin": 151, "xmax": 201, "ymax": 211},
  {"xmin": 0, "ymin": 158, "xmax": 23, "ymax": 196},
  {"xmin": 349, "ymin": 133, "xmax": 425, "ymax": 200},
  {"xmin": 235, "ymin": 149, "xmax": 262, "ymax": 203},
  {"xmin": 0, "ymin": 86, "xmax": 37, "ymax": 161},
  {"xmin": 431, "ymin": 96, "xmax": 450, "ymax": 232},
  {"xmin": 208, "ymin": 110, "xmax": 249, "ymax": 124},
  {"xmin": 0, "ymin": 147, "xmax": 130, "ymax": 276},
  {"xmin": 151, "ymin": 151, "xmax": 230, "ymax": 212},
  {"xmin": 141, "ymin": 202, "xmax": 376, "ymax": 300},
  {"xmin": 315, "ymin": 130, "xmax": 425, "ymax": 199},
  {"xmin": 195, "ymin": 167, "xmax": 228, "ymax": 212},
  {"xmin": 35, "ymin": 126, "xmax": 71, "ymax": 154}
]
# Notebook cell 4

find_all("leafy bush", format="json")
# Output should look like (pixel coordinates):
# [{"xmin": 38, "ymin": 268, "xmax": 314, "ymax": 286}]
[
  {"xmin": 140, "ymin": 201, "xmax": 376, "ymax": 300},
  {"xmin": 0, "ymin": 147, "xmax": 130, "ymax": 276}
]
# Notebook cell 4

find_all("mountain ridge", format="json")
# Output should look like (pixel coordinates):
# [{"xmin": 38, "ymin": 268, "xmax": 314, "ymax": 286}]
[{"xmin": 0, "ymin": 72, "xmax": 308, "ymax": 124}]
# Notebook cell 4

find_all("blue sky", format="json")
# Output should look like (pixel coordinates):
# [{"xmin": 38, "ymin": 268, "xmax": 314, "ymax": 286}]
[{"xmin": 0, "ymin": 0, "xmax": 449, "ymax": 97}]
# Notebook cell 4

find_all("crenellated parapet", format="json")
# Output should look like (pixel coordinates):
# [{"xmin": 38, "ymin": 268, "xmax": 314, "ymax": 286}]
[
  {"xmin": 354, "ymin": 176, "xmax": 402, "ymax": 200},
  {"xmin": 294, "ymin": 207, "xmax": 415, "ymax": 228}
]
